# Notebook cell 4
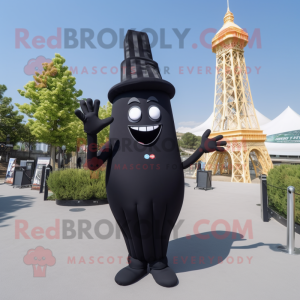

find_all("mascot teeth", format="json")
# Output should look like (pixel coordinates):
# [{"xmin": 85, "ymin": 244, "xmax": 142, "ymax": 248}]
[
  {"xmin": 128, "ymin": 125, "xmax": 162, "ymax": 145},
  {"xmin": 129, "ymin": 126, "xmax": 158, "ymax": 132}
]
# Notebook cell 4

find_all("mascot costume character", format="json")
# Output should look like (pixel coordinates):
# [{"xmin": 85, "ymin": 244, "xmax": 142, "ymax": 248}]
[{"xmin": 75, "ymin": 30, "xmax": 226, "ymax": 287}]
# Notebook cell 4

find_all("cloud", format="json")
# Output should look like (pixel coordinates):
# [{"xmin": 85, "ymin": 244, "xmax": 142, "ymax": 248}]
[
  {"xmin": 177, "ymin": 121, "xmax": 203, "ymax": 133},
  {"xmin": 178, "ymin": 121, "xmax": 202, "ymax": 127},
  {"xmin": 176, "ymin": 126, "xmax": 194, "ymax": 133},
  {"xmin": 24, "ymin": 56, "xmax": 52, "ymax": 75}
]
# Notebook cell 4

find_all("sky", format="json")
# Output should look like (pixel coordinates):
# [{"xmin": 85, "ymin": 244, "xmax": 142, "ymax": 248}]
[{"xmin": 1, "ymin": 0, "xmax": 299, "ymax": 131}]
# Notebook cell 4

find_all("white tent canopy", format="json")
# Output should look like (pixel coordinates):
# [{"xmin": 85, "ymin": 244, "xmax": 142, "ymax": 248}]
[
  {"xmin": 188, "ymin": 113, "xmax": 213, "ymax": 136},
  {"xmin": 264, "ymin": 143, "xmax": 300, "ymax": 156},
  {"xmin": 260, "ymin": 106, "xmax": 300, "ymax": 136},
  {"xmin": 177, "ymin": 109, "xmax": 271, "ymax": 136},
  {"xmin": 261, "ymin": 107, "xmax": 300, "ymax": 156},
  {"xmin": 255, "ymin": 110, "xmax": 271, "ymax": 127}
]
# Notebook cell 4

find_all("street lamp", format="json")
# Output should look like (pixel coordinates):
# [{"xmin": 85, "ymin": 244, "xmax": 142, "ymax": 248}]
[
  {"xmin": 62, "ymin": 145, "xmax": 66, "ymax": 169},
  {"xmin": 5, "ymin": 134, "xmax": 11, "ymax": 162}
]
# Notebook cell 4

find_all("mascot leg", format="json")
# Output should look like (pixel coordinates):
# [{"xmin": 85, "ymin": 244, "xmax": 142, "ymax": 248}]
[
  {"xmin": 148, "ymin": 202, "xmax": 181, "ymax": 287},
  {"xmin": 115, "ymin": 256, "xmax": 147, "ymax": 286},
  {"xmin": 150, "ymin": 257, "xmax": 178, "ymax": 287},
  {"xmin": 110, "ymin": 198, "xmax": 182, "ymax": 287}
]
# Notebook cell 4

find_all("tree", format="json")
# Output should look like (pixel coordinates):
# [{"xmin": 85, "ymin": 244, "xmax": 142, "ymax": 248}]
[
  {"xmin": 195, "ymin": 135, "xmax": 202, "ymax": 149},
  {"xmin": 0, "ymin": 85, "xmax": 24, "ymax": 145},
  {"xmin": 97, "ymin": 101, "xmax": 112, "ymax": 145},
  {"xmin": 19, "ymin": 123, "xmax": 39, "ymax": 157},
  {"xmin": 17, "ymin": 53, "xmax": 83, "ymax": 170},
  {"xmin": 179, "ymin": 132, "xmax": 202, "ymax": 150}
]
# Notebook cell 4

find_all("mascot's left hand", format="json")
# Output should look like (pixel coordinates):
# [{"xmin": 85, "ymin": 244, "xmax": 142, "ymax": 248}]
[{"xmin": 199, "ymin": 129, "xmax": 227, "ymax": 153}]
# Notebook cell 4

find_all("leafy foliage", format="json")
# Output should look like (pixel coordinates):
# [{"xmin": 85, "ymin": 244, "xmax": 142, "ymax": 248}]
[
  {"xmin": 47, "ymin": 168, "xmax": 107, "ymax": 200},
  {"xmin": 267, "ymin": 164, "xmax": 300, "ymax": 224},
  {"xmin": 0, "ymin": 85, "xmax": 24, "ymax": 144},
  {"xmin": 97, "ymin": 101, "xmax": 112, "ymax": 146},
  {"xmin": 16, "ymin": 53, "xmax": 83, "ymax": 152},
  {"xmin": 178, "ymin": 132, "xmax": 202, "ymax": 149},
  {"xmin": 18, "ymin": 123, "xmax": 39, "ymax": 151}
]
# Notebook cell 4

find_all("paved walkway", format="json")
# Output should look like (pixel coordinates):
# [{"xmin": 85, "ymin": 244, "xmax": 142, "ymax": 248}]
[{"xmin": 1, "ymin": 179, "xmax": 299, "ymax": 300}]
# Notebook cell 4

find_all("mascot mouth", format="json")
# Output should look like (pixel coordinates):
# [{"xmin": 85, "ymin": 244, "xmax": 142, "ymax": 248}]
[{"xmin": 128, "ymin": 125, "xmax": 162, "ymax": 145}]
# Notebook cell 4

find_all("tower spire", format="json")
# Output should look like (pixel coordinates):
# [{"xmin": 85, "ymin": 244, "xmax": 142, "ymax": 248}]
[
  {"xmin": 224, "ymin": 1, "xmax": 234, "ymax": 24},
  {"xmin": 206, "ymin": 1, "xmax": 273, "ymax": 183}
]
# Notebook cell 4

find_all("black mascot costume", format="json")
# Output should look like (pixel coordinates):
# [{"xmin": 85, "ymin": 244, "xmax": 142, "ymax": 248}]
[{"xmin": 75, "ymin": 30, "xmax": 226, "ymax": 287}]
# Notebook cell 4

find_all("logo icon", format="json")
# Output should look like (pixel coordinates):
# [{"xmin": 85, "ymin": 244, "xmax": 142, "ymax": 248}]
[
  {"xmin": 24, "ymin": 56, "xmax": 52, "ymax": 75},
  {"xmin": 23, "ymin": 246, "xmax": 56, "ymax": 277}
]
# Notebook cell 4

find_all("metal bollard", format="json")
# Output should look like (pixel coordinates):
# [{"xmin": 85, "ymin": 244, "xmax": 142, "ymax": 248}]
[
  {"xmin": 44, "ymin": 167, "xmax": 51, "ymax": 201},
  {"xmin": 277, "ymin": 186, "xmax": 300, "ymax": 255},
  {"xmin": 260, "ymin": 174, "xmax": 269, "ymax": 222},
  {"xmin": 39, "ymin": 166, "xmax": 46, "ymax": 193}
]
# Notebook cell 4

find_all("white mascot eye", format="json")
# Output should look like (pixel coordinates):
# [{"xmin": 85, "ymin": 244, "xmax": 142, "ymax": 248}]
[
  {"xmin": 149, "ymin": 106, "xmax": 161, "ymax": 120},
  {"xmin": 128, "ymin": 106, "xmax": 142, "ymax": 122}
]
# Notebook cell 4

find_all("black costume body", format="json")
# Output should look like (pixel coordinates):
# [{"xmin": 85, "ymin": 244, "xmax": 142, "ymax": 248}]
[
  {"xmin": 76, "ymin": 30, "xmax": 226, "ymax": 286},
  {"xmin": 107, "ymin": 90, "xmax": 184, "ymax": 263}
]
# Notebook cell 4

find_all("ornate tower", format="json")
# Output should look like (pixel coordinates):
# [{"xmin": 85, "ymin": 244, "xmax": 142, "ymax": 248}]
[{"xmin": 205, "ymin": 5, "xmax": 273, "ymax": 183}]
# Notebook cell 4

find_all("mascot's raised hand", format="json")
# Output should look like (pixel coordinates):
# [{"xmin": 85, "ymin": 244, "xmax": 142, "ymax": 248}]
[
  {"xmin": 74, "ymin": 98, "xmax": 113, "ymax": 171},
  {"xmin": 182, "ymin": 129, "xmax": 227, "ymax": 169},
  {"xmin": 199, "ymin": 129, "xmax": 227, "ymax": 153},
  {"xmin": 75, "ymin": 98, "xmax": 114, "ymax": 135}
]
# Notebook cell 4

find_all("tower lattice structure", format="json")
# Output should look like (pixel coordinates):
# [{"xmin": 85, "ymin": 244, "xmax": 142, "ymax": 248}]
[{"xmin": 204, "ymin": 7, "xmax": 273, "ymax": 183}]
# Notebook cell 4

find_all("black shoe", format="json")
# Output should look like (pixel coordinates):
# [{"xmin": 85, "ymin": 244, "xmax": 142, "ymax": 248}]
[
  {"xmin": 150, "ymin": 257, "xmax": 178, "ymax": 288},
  {"xmin": 115, "ymin": 256, "xmax": 148, "ymax": 286}
]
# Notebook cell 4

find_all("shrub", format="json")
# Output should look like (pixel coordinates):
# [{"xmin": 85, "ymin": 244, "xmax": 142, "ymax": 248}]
[
  {"xmin": 47, "ymin": 169, "xmax": 107, "ymax": 200},
  {"xmin": 178, "ymin": 132, "xmax": 202, "ymax": 150},
  {"xmin": 267, "ymin": 164, "xmax": 300, "ymax": 224}
]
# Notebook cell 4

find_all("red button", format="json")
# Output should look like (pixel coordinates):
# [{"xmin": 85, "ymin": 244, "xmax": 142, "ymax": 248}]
[{"xmin": 150, "ymin": 154, "xmax": 155, "ymax": 159}]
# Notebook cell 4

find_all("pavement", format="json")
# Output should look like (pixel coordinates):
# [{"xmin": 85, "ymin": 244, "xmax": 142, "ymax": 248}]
[
  {"xmin": 1, "ymin": 178, "xmax": 300, "ymax": 300},
  {"xmin": 183, "ymin": 170, "xmax": 261, "ymax": 184}
]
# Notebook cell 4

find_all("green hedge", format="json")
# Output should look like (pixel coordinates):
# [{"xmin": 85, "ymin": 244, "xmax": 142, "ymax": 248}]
[
  {"xmin": 267, "ymin": 164, "xmax": 300, "ymax": 224},
  {"xmin": 47, "ymin": 169, "xmax": 107, "ymax": 200}
]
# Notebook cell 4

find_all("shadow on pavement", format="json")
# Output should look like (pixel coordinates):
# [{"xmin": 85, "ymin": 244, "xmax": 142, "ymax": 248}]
[
  {"xmin": 167, "ymin": 231, "xmax": 280, "ymax": 273},
  {"xmin": 0, "ymin": 194, "xmax": 33, "ymax": 227}
]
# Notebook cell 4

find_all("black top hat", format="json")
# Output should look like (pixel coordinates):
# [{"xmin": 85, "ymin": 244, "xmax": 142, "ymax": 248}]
[{"xmin": 108, "ymin": 30, "xmax": 175, "ymax": 102}]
